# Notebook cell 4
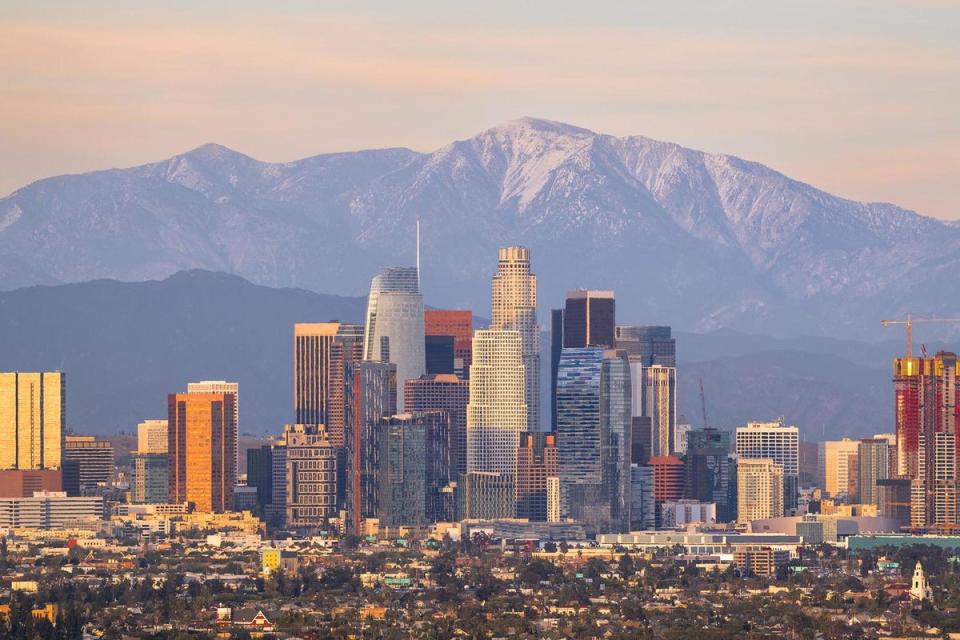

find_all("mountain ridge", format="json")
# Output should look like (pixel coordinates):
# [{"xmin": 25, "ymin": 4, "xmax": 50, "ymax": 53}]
[{"xmin": 2, "ymin": 116, "xmax": 957, "ymax": 338}]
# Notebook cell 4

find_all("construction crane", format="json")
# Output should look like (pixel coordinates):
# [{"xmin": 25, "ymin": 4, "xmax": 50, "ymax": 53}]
[
  {"xmin": 699, "ymin": 377, "xmax": 708, "ymax": 429},
  {"xmin": 880, "ymin": 313, "xmax": 960, "ymax": 357}
]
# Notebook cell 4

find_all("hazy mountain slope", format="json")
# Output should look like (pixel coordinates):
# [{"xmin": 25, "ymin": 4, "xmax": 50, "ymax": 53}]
[
  {"xmin": 2, "ymin": 117, "xmax": 958, "ymax": 337},
  {"xmin": 0, "ymin": 270, "xmax": 366, "ymax": 434}
]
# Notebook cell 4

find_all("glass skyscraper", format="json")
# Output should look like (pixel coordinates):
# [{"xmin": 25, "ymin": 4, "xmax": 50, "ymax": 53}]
[
  {"xmin": 556, "ymin": 347, "xmax": 632, "ymax": 533},
  {"xmin": 363, "ymin": 267, "xmax": 425, "ymax": 411}
]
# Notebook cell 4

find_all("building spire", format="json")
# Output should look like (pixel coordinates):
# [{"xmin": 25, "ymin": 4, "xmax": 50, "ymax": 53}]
[{"xmin": 416, "ymin": 216, "xmax": 421, "ymax": 292}]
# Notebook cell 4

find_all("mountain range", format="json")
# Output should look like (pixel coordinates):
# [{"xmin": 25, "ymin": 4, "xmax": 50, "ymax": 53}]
[
  {"xmin": 0, "ymin": 270, "xmax": 921, "ymax": 439},
  {"xmin": 2, "ymin": 117, "xmax": 958, "ymax": 338}
]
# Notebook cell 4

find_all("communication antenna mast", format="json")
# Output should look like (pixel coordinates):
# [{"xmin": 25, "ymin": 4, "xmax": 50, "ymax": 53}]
[{"xmin": 416, "ymin": 217, "xmax": 421, "ymax": 291}]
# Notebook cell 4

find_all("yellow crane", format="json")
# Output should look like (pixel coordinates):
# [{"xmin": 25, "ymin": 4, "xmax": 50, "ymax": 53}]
[{"xmin": 880, "ymin": 313, "xmax": 960, "ymax": 357}]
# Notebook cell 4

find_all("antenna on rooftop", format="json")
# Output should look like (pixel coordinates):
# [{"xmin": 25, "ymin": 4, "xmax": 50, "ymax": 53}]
[{"xmin": 416, "ymin": 216, "xmax": 421, "ymax": 291}]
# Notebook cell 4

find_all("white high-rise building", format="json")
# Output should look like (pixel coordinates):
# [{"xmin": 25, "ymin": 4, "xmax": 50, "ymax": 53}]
[
  {"xmin": 466, "ymin": 330, "xmax": 527, "ymax": 476},
  {"xmin": 490, "ymin": 246, "xmax": 540, "ymax": 431},
  {"xmin": 362, "ymin": 267, "xmax": 424, "ymax": 412},
  {"xmin": 736, "ymin": 420, "xmax": 800, "ymax": 512},
  {"xmin": 736, "ymin": 458, "xmax": 784, "ymax": 523},
  {"xmin": 136, "ymin": 420, "xmax": 168, "ymax": 454}
]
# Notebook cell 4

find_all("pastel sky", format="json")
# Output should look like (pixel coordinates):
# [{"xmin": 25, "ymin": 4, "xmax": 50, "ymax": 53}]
[{"xmin": 2, "ymin": 1, "xmax": 958, "ymax": 218}]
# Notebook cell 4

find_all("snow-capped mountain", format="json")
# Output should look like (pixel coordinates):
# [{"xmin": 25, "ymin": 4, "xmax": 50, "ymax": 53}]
[{"xmin": 2, "ymin": 117, "xmax": 957, "ymax": 337}]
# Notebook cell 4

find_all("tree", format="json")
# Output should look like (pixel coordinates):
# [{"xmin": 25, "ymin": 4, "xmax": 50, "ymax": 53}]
[{"xmin": 618, "ymin": 553, "xmax": 636, "ymax": 578}]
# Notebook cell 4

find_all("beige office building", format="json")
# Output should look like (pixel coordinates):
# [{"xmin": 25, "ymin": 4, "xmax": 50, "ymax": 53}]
[
  {"xmin": 490, "ymin": 246, "xmax": 540, "ymax": 431},
  {"xmin": 0, "ymin": 372, "xmax": 65, "ymax": 470},
  {"xmin": 137, "ymin": 419, "xmax": 169, "ymax": 454},
  {"xmin": 737, "ymin": 457, "xmax": 784, "ymax": 524},
  {"xmin": 823, "ymin": 438, "xmax": 860, "ymax": 497}
]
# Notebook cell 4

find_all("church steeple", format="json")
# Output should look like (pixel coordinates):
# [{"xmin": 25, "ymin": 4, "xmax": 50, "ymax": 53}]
[{"xmin": 911, "ymin": 561, "xmax": 931, "ymax": 601}]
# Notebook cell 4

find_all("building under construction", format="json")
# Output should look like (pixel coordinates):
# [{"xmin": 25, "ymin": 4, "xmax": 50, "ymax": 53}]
[{"xmin": 893, "ymin": 352, "xmax": 959, "ymax": 531}]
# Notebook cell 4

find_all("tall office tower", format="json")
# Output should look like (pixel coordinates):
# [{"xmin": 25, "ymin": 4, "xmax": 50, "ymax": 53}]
[
  {"xmin": 168, "ymin": 393, "xmax": 237, "ymax": 513},
  {"xmin": 685, "ymin": 448, "xmax": 736, "ymax": 523},
  {"xmin": 405, "ymin": 374, "xmax": 469, "ymax": 479},
  {"xmin": 378, "ymin": 411, "xmax": 450, "ymax": 527},
  {"xmin": 554, "ymin": 290, "xmax": 614, "ymax": 434},
  {"xmin": 293, "ymin": 323, "xmax": 341, "ymax": 427},
  {"xmin": 630, "ymin": 465, "xmax": 656, "ymax": 530},
  {"xmin": 490, "ymin": 247, "xmax": 540, "ymax": 432},
  {"xmin": 246, "ymin": 439, "xmax": 286, "ymax": 525},
  {"xmin": 464, "ymin": 330, "xmax": 527, "ymax": 519},
  {"xmin": 858, "ymin": 438, "xmax": 891, "ymax": 508},
  {"xmin": 562, "ymin": 290, "xmax": 615, "ymax": 349},
  {"xmin": 425, "ymin": 310, "xmax": 473, "ymax": 378},
  {"xmin": 736, "ymin": 458, "xmax": 785, "ymax": 523},
  {"xmin": 614, "ymin": 326, "xmax": 677, "ymax": 367},
  {"xmin": 515, "ymin": 433, "xmax": 559, "ymax": 521},
  {"xmin": 642, "ymin": 365, "xmax": 677, "ymax": 456},
  {"xmin": 556, "ymin": 348, "xmax": 633, "ymax": 533},
  {"xmin": 823, "ymin": 438, "xmax": 860, "ymax": 498},
  {"xmin": 893, "ymin": 353, "xmax": 960, "ymax": 530},
  {"xmin": 187, "ymin": 380, "xmax": 239, "ymax": 475},
  {"xmin": 363, "ymin": 266, "xmax": 425, "ymax": 412},
  {"xmin": 133, "ymin": 419, "xmax": 168, "ymax": 504},
  {"xmin": 631, "ymin": 417, "xmax": 653, "ymax": 466},
  {"xmin": 63, "ymin": 436, "xmax": 114, "ymax": 492},
  {"xmin": 686, "ymin": 428, "xmax": 731, "ymax": 453},
  {"xmin": 328, "ymin": 324, "xmax": 365, "ymax": 448},
  {"xmin": 648, "ymin": 455, "xmax": 685, "ymax": 527},
  {"xmin": 736, "ymin": 420, "xmax": 800, "ymax": 512},
  {"xmin": 424, "ymin": 336, "xmax": 455, "ymax": 375},
  {"xmin": 550, "ymin": 308, "xmax": 564, "ymax": 432},
  {"xmin": 0, "ymin": 372, "xmax": 65, "ymax": 470},
  {"xmin": 284, "ymin": 423, "xmax": 337, "ymax": 529},
  {"xmin": 344, "ymin": 360, "xmax": 397, "ymax": 533},
  {"xmin": 467, "ymin": 330, "xmax": 527, "ymax": 476}
]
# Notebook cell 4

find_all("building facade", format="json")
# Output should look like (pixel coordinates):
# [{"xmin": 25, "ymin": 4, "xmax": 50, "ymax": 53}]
[
  {"xmin": 823, "ymin": 438, "xmax": 859, "ymax": 498},
  {"xmin": 0, "ymin": 372, "xmax": 64, "ymax": 470},
  {"xmin": 405, "ymin": 374, "xmax": 469, "ymax": 479},
  {"xmin": 515, "ymin": 433, "xmax": 559, "ymax": 521},
  {"xmin": 64, "ymin": 436, "xmax": 114, "ymax": 492},
  {"xmin": 642, "ymin": 365, "xmax": 677, "ymax": 457},
  {"xmin": 556, "ymin": 348, "xmax": 632, "ymax": 532},
  {"xmin": 490, "ymin": 246, "xmax": 540, "ymax": 432},
  {"xmin": 362, "ymin": 266, "xmax": 424, "ymax": 412},
  {"xmin": 284, "ymin": 423, "xmax": 338, "ymax": 529},
  {"xmin": 615, "ymin": 325, "xmax": 676, "ymax": 367},
  {"xmin": 736, "ymin": 421, "xmax": 800, "ymax": 512},
  {"xmin": 377, "ymin": 412, "xmax": 450, "ymax": 527},
  {"xmin": 424, "ymin": 310, "xmax": 473, "ymax": 378},
  {"xmin": 168, "ymin": 392, "xmax": 237, "ymax": 513},
  {"xmin": 344, "ymin": 360, "xmax": 397, "ymax": 533},
  {"xmin": 737, "ymin": 458, "xmax": 785, "ymax": 523}
]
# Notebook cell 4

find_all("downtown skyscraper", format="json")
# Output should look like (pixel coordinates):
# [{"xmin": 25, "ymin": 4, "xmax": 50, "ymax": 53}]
[
  {"xmin": 363, "ymin": 266, "xmax": 425, "ymax": 412},
  {"xmin": 490, "ymin": 246, "xmax": 540, "ymax": 431},
  {"xmin": 555, "ymin": 347, "xmax": 632, "ymax": 533},
  {"xmin": 893, "ymin": 352, "xmax": 960, "ymax": 530}
]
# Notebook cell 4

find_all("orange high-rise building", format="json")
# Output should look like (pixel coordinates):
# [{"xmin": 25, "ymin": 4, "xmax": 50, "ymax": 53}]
[{"xmin": 168, "ymin": 393, "xmax": 236, "ymax": 513}]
